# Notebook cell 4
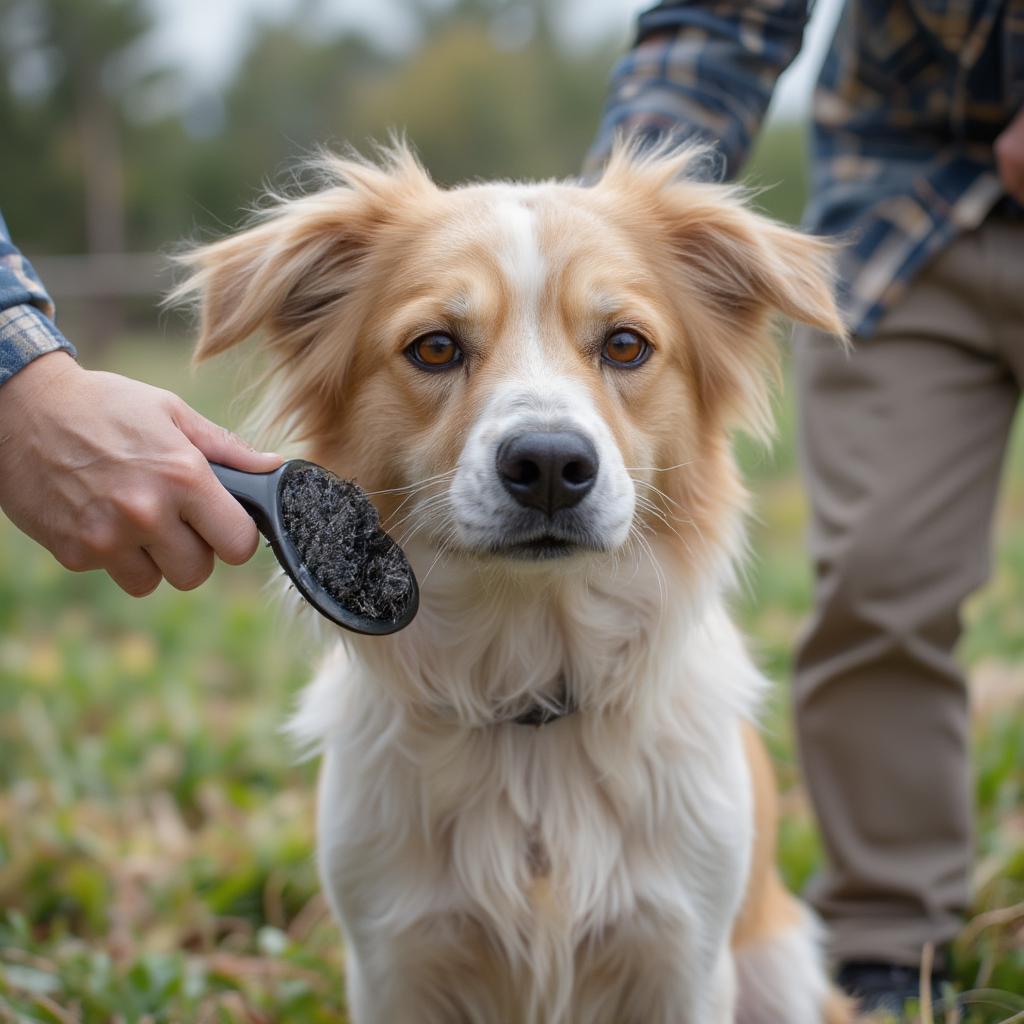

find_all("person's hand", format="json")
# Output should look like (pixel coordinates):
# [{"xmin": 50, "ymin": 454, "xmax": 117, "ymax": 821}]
[
  {"xmin": 0, "ymin": 351, "xmax": 281, "ymax": 596},
  {"xmin": 995, "ymin": 106, "xmax": 1024, "ymax": 204}
]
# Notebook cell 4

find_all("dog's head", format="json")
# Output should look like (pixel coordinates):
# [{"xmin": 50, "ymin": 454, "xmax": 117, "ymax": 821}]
[{"xmin": 179, "ymin": 143, "xmax": 842, "ymax": 587}]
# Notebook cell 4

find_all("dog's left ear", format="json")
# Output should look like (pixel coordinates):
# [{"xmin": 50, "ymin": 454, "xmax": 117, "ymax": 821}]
[
  {"xmin": 671, "ymin": 201, "xmax": 847, "ymax": 437},
  {"xmin": 599, "ymin": 145, "xmax": 846, "ymax": 436},
  {"xmin": 662, "ymin": 173, "xmax": 847, "ymax": 436},
  {"xmin": 656, "ymin": 187, "xmax": 845, "ymax": 337}
]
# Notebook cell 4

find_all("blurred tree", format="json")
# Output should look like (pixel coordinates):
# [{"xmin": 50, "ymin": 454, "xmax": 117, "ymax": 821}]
[
  {"xmin": 0, "ymin": 0, "xmax": 806, "ymax": 267},
  {"xmin": 178, "ymin": 23, "xmax": 394, "ymax": 238},
  {"xmin": 0, "ymin": 3, "xmax": 80, "ymax": 251},
  {"xmin": 0, "ymin": 0, "xmax": 169, "ymax": 254},
  {"xmin": 352, "ymin": 4, "xmax": 615, "ymax": 184},
  {"xmin": 177, "ymin": 0, "xmax": 617, "ymax": 230}
]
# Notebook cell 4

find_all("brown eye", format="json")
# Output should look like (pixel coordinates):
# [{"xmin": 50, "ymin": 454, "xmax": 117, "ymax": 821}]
[
  {"xmin": 407, "ymin": 332, "xmax": 463, "ymax": 371},
  {"xmin": 602, "ymin": 329, "xmax": 650, "ymax": 368}
]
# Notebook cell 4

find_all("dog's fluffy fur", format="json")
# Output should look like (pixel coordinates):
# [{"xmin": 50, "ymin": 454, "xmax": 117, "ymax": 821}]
[{"xmin": 179, "ymin": 143, "xmax": 857, "ymax": 1023}]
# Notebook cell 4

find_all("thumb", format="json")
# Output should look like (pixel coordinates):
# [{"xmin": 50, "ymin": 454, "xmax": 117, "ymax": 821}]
[{"xmin": 173, "ymin": 400, "xmax": 283, "ymax": 472}]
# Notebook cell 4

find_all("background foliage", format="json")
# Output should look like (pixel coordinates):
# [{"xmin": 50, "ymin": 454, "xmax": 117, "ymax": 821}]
[{"xmin": 0, "ymin": 0, "xmax": 1021, "ymax": 1020}]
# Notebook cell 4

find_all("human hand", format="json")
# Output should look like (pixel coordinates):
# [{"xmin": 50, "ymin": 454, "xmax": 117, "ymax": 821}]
[
  {"xmin": 995, "ymin": 106, "xmax": 1024, "ymax": 204},
  {"xmin": 0, "ymin": 351, "xmax": 281, "ymax": 596}
]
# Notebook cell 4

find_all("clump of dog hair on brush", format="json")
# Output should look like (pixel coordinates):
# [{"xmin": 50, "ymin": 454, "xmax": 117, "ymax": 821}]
[{"xmin": 279, "ymin": 464, "xmax": 415, "ymax": 623}]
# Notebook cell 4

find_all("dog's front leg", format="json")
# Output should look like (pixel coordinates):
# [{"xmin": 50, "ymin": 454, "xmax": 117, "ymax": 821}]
[
  {"xmin": 344, "ymin": 951, "xmax": 442, "ymax": 1024},
  {"xmin": 709, "ymin": 947, "xmax": 738, "ymax": 1024},
  {"xmin": 343, "ymin": 927, "xmax": 515, "ymax": 1024},
  {"xmin": 344, "ymin": 942, "xmax": 450, "ymax": 1024},
  {"xmin": 630, "ymin": 944, "xmax": 736, "ymax": 1024},
  {"xmin": 575, "ymin": 915, "xmax": 737, "ymax": 1024}
]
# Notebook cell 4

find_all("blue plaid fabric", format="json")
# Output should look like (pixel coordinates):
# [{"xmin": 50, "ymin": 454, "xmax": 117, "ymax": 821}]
[
  {"xmin": 587, "ymin": 0, "xmax": 1024, "ymax": 338},
  {"xmin": 0, "ymin": 213, "xmax": 76, "ymax": 386}
]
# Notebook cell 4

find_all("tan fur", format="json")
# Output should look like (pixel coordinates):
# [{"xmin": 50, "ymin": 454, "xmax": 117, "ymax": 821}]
[
  {"xmin": 824, "ymin": 990, "xmax": 863, "ymax": 1024},
  {"xmin": 734, "ymin": 727, "xmax": 860, "ymax": 1022},
  {"xmin": 732, "ymin": 724, "xmax": 805, "ymax": 948}
]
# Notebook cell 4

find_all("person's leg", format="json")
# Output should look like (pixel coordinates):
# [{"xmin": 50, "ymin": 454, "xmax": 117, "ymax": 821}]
[
  {"xmin": 987, "ymin": 216, "xmax": 1024, "ymax": 380},
  {"xmin": 792, "ymin": 224, "xmax": 1020, "ymax": 971}
]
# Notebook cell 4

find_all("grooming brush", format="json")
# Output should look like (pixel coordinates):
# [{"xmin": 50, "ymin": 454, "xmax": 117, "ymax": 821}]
[{"xmin": 210, "ymin": 460, "xmax": 419, "ymax": 635}]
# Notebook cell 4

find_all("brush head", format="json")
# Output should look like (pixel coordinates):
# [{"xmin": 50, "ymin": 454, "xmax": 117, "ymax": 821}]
[
  {"xmin": 278, "ymin": 463, "xmax": 416, "ymax": 625},
  {"xmin": 209, "ymin": 458, "xmax": 418, "ymax": 635}
]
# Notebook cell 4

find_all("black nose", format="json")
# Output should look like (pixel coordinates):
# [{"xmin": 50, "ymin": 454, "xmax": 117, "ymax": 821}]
[{"xmin": 496, "ymin": 431, "xmax": 599, "ymax": 514}]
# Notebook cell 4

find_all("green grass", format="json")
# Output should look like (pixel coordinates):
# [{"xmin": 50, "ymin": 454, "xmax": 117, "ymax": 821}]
[{"xmin": 1, "ymin": 339, "xmax": 1022, "ymax": 1022}]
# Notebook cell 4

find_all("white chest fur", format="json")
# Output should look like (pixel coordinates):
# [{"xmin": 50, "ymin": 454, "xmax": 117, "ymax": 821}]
[{"xmin": 292, "ymin": 550, "xmax": 764, "ymax": 1023}]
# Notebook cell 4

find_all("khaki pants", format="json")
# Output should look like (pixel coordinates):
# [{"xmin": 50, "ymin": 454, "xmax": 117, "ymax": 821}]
[{"xmin": 792, "ymin": 213, "xmax": 1024, "ymax": 967}]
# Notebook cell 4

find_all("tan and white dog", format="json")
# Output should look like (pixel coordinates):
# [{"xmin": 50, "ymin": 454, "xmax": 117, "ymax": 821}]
[{"xmin": 181, "ymin": 143, "xmax": 855, "ymax": 1024}]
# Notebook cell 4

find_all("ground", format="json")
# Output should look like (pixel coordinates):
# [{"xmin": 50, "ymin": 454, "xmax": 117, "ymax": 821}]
[{"xmin": 0, "ymin": 340, "xmax": 1021, "ymax": 1023}]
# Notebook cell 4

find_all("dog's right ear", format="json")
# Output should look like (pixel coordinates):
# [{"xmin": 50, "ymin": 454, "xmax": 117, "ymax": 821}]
[{"xmin": 173, "ymin": 146, "xmax": 433, "ymax": 363}]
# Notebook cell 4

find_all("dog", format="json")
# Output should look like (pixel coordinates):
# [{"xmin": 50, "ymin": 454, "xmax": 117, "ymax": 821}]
[{"xmin": 180, "ymin": 142, "xmax": 856, "ymax": 1023}]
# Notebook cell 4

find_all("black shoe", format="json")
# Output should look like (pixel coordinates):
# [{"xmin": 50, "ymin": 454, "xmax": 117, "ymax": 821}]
[{"xmin": 836, "ymin": 960, "xmax": 951, "ymax": 1017}]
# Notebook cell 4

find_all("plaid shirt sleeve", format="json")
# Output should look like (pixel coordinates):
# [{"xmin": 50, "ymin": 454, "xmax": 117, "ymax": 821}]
[
  {"xmin": 0, "ymin": 212, "xmax": 77, "ymax": 387},
  {"xmin": 584, "ymin": 0, "xmax": 811, "ymax": 178}
]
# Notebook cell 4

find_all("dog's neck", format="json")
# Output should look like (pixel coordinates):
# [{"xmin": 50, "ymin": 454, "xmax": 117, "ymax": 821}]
[
  {"xmin": 350, "ymin": 536, "xmax": 736, "ymax": 729},
  {"xmin": 288, "ymin": 532, "xmax": 763, "ymax": 762}
]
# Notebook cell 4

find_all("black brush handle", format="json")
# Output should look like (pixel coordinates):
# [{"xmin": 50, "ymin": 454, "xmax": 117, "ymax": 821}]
[{"xmin": 209, "ymin": 462, "xmax": 284, "ymax": 537}]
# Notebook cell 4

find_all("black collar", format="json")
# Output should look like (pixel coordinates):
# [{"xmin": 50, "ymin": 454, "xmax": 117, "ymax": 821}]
[{"xmin": 509, "ymin": 678, "xmax": 577, "ymax": 727}]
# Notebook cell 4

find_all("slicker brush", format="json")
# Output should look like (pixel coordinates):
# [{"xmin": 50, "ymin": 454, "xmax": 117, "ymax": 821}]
[{"xmin": 210, "ymin": 460, "xmax": 419, "ymax": 635}]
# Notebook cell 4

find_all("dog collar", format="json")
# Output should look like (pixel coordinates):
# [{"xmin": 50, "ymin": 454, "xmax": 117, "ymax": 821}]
[{"xmin": 509, "ymin": 678, "xmax": 578, "ymax": 727}]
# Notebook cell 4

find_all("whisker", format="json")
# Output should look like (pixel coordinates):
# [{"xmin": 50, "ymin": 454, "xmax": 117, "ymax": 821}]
[
  {"xmin": 634, "ymin": 497, "xmax": 694, "ymax": 550},
  {"xmin": 362, "ymin": 467, "xmax": 458, "ymax": 497},
  {"xmin": 420, "ymin": 545, "xmax": 449, "ymax": 585},
  {"xmin": 622, "ymin": 460, "xmax": 696, "ymax": 473},
  {"xmin": 393, "ymin": 493, "xmax": 458, "ymax": 552},
  {"xmin": 395, "ymin": 513, "xmax": 441, "ymax": 550},
  {"xmin": 420, "ymin": 523, "xmax": 461, "ymax": 585},
  {"xmin": 380, "ymin": 480, "xmax": 454, "ymax": 531},
  {"xmin": 631, "ymin": 477, "xmax": 685, "ymax": 511},
  {"xmin": 624, "ymin": 523, "xmax": 647, "ymax": 586},
  {"xmin": 631, "ymin": 483, "xmax": 703, "ymax": 560},
  {"xmin": 629, "ymin": 527, "xmax": 667, "ymax": 610},
  {"xmin": 385, "ymin": 490, "xmax": 452, "ymax": 536}
]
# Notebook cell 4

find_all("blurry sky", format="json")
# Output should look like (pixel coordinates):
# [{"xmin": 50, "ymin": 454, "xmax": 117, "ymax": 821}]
[{"xmin": 151, "ymin": 0, "xmax": 845, "ymax": 124}]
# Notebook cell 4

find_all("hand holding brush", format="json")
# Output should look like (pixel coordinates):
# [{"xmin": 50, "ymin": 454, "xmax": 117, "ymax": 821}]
[{"xmin": 0, "ymin": 352, "xmax": 281, "ymax": 595}]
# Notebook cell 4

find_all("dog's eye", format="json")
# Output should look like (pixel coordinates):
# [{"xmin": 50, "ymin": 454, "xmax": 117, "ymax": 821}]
[
  {"xmin": 406, "ymin": 332, "xmax": 463, "ymax": 371},
  {"xmin": 602, "ymin": 330, "xmax": 650, "ymax": 368}
]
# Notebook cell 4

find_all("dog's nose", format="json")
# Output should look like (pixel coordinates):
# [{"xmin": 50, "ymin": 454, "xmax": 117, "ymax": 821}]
[{"xmin": 496, "ymin": 431, "xmax": 599, "ymax": 514}]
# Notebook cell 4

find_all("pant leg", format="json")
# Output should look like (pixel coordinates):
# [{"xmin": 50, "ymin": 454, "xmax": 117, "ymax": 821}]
[
  {"xmin": 986, "ymin": 217, "xmax": 1024, "ymax": 380},
  {"xmin": 792, "ymin": 225, "xmax": 1020, "ymax": 967}
]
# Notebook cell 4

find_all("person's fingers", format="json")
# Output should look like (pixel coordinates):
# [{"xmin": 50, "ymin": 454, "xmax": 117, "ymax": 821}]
[
  {"xmin": 180, "ymin": 462, "xmax": 262, "ymax": 566},
  {"xmin": 999, "ymin": 156, "xmax": 1024, "ymax": 202},
  {"xmin": 171, "ymin": 399, "xmax": 282, "ymax": 473},
  {"xmin": 105, "ymin": 548, "xmax": 163, "ymax": 598},
  {"xmin": 995, "ymin": 121, "xmax": 1024, "ymax": 203},
  {"xmin": 145, "ymin": 522, "xmax": 216, "ymax": 591}
]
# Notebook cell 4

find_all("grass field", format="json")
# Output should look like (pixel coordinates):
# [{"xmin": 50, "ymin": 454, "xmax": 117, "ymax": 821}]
[{"xmin": 1, "ymin": 338, "xmax": 1022, "ymax": 1023}]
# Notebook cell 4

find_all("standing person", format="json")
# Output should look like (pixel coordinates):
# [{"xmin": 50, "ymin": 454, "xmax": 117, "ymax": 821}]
[
  {"xmin": 0, "ymin": 213, "xmax": 281, "ymax": 594},
  {"xmin": 587, "ymin": 0, "xmax": 1023, "ymax": 1014}
]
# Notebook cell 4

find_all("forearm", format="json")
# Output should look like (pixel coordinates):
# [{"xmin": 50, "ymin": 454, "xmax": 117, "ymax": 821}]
[
  {"xmin": 0, "ymin": 213, "xmax": 77, "ymax": 386},
  {"xmin": 585, "ymin": 0, "xmax": 811, "ymax": 180}
]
